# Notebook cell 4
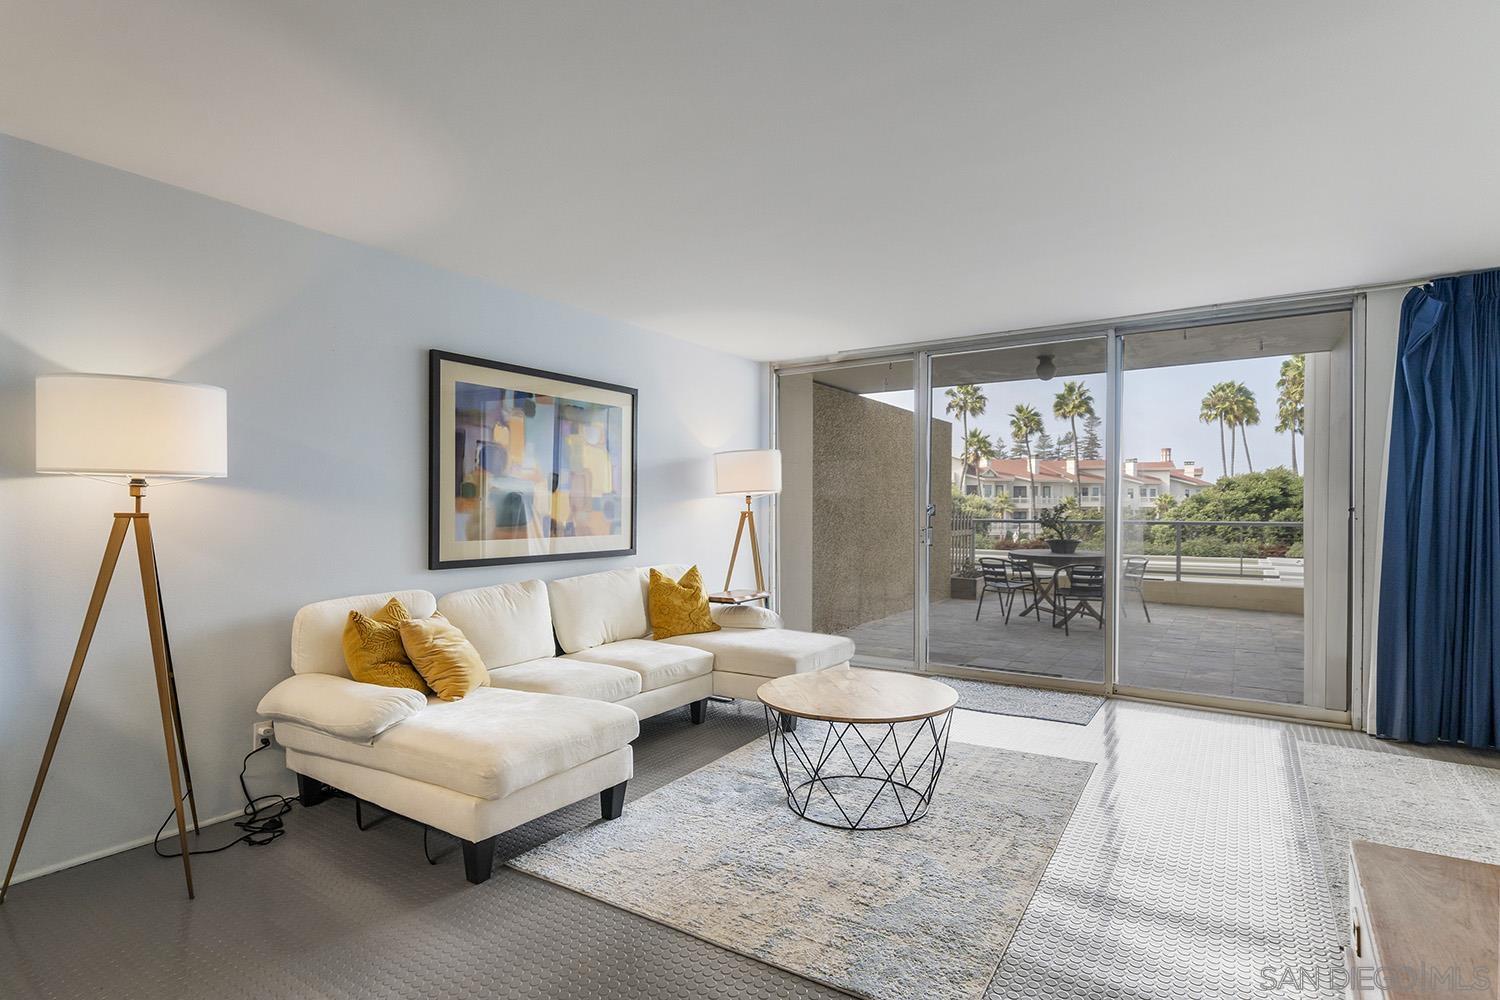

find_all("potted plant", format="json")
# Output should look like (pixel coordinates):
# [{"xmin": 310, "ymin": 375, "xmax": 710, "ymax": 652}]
[{"xmin": 1037, "ymin": 503, "xmax": 1081, "ymax": 554}]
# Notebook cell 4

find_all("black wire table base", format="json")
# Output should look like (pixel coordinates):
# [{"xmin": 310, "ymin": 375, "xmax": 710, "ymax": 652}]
[{"xmin": 762, "ymin": 706, "xmax": 954, "ymax": 830}]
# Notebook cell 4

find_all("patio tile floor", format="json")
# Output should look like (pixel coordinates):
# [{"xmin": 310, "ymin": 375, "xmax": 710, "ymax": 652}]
[{"xmin": 840, "ymin": 595, "xmax": 1309, "ymax": 706}]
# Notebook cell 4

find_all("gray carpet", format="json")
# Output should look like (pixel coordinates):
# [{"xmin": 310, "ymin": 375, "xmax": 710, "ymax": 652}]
[
  {"xmin": 513, "ymin": 735, "xmax": 1094, "ymax": 1000},
  {"xmin": 0, "ymin": 699, "xmax": 848, "ymax": 1000},
  {"xmin": 1296, "ymin": 742, "xmax": 1500, "ymax": 918},
  {"xmin": 939, "ymin": 676, "xmax": 1103, "ymax": 725}
]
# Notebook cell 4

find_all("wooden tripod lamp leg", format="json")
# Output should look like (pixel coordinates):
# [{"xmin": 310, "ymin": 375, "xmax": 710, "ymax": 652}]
[
  {"xmin": 745, "ymin": 508, "xmax": 765, "ymax": 592},
  {"xmin": 134, "ymin": 515, "xmax": 195, "ymax": 899},
  {"xmin": 1, "ymin": 515, "xmax": 132, "ymax": 904},
  {"xmin": 724, "ymin": 507, "xmax": 750, "ymax": 593},
  {"xmin": 150, "ymin": 542, "xmax": 199, "ymax": 834}
]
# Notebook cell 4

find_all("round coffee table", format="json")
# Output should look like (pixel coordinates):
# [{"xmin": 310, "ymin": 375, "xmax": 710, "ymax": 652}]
[{"xmin": 757, "ymin": 667, "xmax": 957, "ymax": 830}]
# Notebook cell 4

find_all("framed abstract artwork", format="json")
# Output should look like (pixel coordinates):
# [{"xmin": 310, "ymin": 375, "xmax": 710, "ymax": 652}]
[{"xmin": 429, "ymin": 350, "xmax": 637, "ymax": 569}]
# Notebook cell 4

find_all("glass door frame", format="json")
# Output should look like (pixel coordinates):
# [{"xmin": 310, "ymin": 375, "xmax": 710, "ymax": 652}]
[
  {"xmin": 914, "ymin": 329, "xmax": 1117, "ymax": 697},
  {"xmin": 772, "ymin": 294, "xmax": 1360, "ymax": 727}
]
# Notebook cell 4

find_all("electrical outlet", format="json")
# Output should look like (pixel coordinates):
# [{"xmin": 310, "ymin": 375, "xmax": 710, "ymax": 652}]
[{"xmin": 251, "ymin": 721, "xmax": 275, "ymax": 750}]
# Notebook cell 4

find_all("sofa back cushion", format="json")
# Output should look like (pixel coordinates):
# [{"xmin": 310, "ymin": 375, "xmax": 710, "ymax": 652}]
[
  {"xmin": 292, "ymin": 590, "xmax": 438, "ymax": 676},
  {"xmin": 547, "ymin": 568, "xmax": 654, "ymax": 653},
  {"xmin": 436, "ymin": 580, "xmax": 555, "ymax": 668}
]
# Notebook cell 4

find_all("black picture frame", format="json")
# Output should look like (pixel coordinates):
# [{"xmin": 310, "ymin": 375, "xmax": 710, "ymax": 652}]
[{"xmin": 428, "ymin": 349, "xmax": 638, "ymax": 570}]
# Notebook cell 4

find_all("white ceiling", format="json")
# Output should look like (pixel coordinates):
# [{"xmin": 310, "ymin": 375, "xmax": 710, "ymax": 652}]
[{"xmin": 4, "ymin": 1, "xmax": 1498, "ymax": 363}]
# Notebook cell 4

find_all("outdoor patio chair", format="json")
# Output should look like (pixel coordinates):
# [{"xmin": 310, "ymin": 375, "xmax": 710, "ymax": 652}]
[
  {"xmin": 1123, "ymin": 557, "xmax": 1152, "ymax": 622},
  {"xmin": 1007, "ymin": 555, "xmax": 1051, "ymax": 620},
  {"xmin": 976, "ymin": 557, "xmax": 1033, "ymax": 624},
  {"xmin": 1051, "ymin": 562, "xmax": 1105, "ymax": 635}
]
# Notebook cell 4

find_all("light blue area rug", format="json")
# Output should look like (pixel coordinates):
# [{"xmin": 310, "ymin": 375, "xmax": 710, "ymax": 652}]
[
  {"xmin": 511, "ymin": 736, "xmax": 1094, "ymax": 1000},
  {"xmin": 1297, "ymin": 742, "xmax": 1500, "ymax": 915},
  {"xmin": 939, "ymin": 677, "xmax": 1103, "ymax": 725}
]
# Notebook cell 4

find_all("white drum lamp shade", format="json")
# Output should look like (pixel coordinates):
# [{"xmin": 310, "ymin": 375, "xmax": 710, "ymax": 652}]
[
  {"xmin": 36, "ymin": 374, "xmax": 228, "ymax": 478},
  {"xmin": 714, "ymin": 449, "xmax": 781, "ymax": 496}
]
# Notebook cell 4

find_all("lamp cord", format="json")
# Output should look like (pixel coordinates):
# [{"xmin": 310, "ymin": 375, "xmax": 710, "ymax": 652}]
[{"xmin": 152, "ymin": 743, "xmax": 292, "ymax": 858}]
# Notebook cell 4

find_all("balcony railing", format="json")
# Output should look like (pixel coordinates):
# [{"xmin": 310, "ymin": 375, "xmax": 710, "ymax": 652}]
[{"xmin": 953, "ymin": 516, "xmax": 1304, "ymax": 583}]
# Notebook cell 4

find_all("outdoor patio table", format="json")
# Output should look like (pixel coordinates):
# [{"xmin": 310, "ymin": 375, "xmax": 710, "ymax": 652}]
[
  {"xmin": 1006, "ymin": 549, "xmax": 1106, "ymax": 568},
  {"xmin": 1006, "ymin": 550, "xmax": 1106, "ymax": 623}
]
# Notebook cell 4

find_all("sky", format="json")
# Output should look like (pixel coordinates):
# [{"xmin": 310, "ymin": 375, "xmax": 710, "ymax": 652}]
[{"xmin": 865, "ymin": 354, "xmax": 1300, "ymax": 477}]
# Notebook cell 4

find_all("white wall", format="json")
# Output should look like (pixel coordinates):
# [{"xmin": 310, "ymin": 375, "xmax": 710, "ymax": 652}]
[
  {"xmin": 1356, "ymin": 287, "xmax": 1412, "ymax": 731},
  {"xmin": 1302, "ymin": 338, "xmax": 1352, "ymax": 713},
  {"xmin": 775, "ymin": 374, "xmax": 813, "ymax": 631},
  {"xmin": 0, "ymin": 135, "xmax": 768, "ymax": 881}
]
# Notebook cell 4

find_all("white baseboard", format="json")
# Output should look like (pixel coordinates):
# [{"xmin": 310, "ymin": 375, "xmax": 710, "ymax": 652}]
[{"xmin": 9, "ymin": 806, "xmax": 251, "ymax": 887}]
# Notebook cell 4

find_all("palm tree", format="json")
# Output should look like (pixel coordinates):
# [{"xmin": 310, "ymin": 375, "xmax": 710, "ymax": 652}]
[
  {"xmin": 1052, "ymin": 381, "xmax": 1095, "ymax": 502},
  {"xmin": 962, "ymin": 429, "xmax": 996, "ymax": 497},
  {"xmin": 1277, "ymin": 355, "xmax": 1305, "ymax": 474},
  {"xmin": 1200, "ymin": 382, "xmax": 1236, "ymax": 477},
  {"xmin": 944, "ymin": 384, "xmax": 987, "ymax": 493},
  {"xmin": 1009, "ymin": 403, "xmax": 1043, "ymax": 527},
  {"xmin": 1226, "ymin": 382, "xmax": 1260, "ymax": 473}
]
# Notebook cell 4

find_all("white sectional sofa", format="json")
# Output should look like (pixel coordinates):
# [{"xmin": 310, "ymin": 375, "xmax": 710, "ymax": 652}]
[{"xmin": 257, "ymin": 564, "xmax": 853, "ymax": 884}]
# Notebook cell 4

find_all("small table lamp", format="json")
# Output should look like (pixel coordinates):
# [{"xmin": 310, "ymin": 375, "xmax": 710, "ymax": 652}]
[
  {"xmin": 713, "ymin": 448, "xmax": 781, "ymax": 594},
  {"xmin": 3, "ymin": 374, "xmax": 227, "ymax": 903}
]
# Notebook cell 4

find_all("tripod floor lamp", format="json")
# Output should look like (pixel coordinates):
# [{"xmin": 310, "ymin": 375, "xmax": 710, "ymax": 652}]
[
  {"xmin": 2, "ymin": 374, "xmax": 228, "ymax": 903},
  {"xmin": 713, "ymin": 449, "xmax": 781, "ymax": 595}
]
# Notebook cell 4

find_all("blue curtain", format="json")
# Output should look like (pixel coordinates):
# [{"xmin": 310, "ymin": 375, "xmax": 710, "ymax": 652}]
[{"xmin": 1376, "ymin": 269, "xmax": 1500, "ymax": 748}]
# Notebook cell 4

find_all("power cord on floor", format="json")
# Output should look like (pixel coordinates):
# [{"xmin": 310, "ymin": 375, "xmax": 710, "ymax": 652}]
[{"xmin": 153, "ymin": 741, "xmax": 293, "ymax": 858}]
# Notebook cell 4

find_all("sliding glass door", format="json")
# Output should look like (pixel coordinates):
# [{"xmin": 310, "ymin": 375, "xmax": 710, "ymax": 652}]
[
  {"xmin": 1114, "ymin": 312, "xmax": 1352, "ymax": 713},
  {"xmin": 925, "ymin": 338, "xmax": 1109, "ymax": 688},
  {"xmin": 773, "ymin": 306, "xmax": 1354, "ymax": 722}
]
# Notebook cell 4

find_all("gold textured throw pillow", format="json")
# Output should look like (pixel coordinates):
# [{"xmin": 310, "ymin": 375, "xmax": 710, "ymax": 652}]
[
  {"xmin": 342, "ymin": 598, "xmax": 430, "ymax": 693},
  {"xmin": 398, "ymin": 612, "xmax": 490, "ymax": 701},
  {"xmin": 649, "ymin": 566, "xmax": 722, "ymax": 641}
]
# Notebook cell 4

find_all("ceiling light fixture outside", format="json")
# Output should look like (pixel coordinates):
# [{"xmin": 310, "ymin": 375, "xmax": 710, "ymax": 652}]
[{"xmin": 1036, "ymin": 354, "xmax": 1056, "ymax": 381}]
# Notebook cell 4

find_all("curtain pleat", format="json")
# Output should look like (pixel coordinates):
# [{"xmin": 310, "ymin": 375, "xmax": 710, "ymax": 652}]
[{"xmin": 1376, "ymin": 269, "xmax": 1500, "ymax": 748}]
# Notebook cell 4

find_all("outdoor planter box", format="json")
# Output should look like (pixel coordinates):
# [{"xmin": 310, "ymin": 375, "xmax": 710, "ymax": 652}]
[{"xmin": 950, "ymin": 574, "xmax": 980, "ymax": 600}]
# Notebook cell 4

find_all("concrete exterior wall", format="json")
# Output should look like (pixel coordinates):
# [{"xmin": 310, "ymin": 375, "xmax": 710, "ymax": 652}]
[
  {"xmin": 1142, "ymin": 578, "xmax": 1304, "ymax": 615},
  {"xmin": 811, "ymin": 383, "xmax": 950, "ymax": 637}
]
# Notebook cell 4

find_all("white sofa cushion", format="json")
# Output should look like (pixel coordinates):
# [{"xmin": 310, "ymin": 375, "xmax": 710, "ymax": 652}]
[
  {"xmin": 437, "ymin": 580, "xmax": 555, "ymax": 668},
  {"xmin": 709, "ymin": 604, "xmax": 783, "ymax": 629},
  {"xmin": 257, "ymin": 674, "xmax": 427, "ymax": 741},
  {"xmin": 274, "ymin": 687, "xmax": 639, "ymax": 800},
  {"xmin": 547, "ymin": 568, "xmax": 651, "ymax": 653},
  {"xmin": 565, "ymin": 639, "xmax": 713, "ymax": 693},
  {"xmin": 292, "ymin": 589, "xmax": 438, "ymax": 677},
  {"xmin": 487, "ymin": 656, "xmax": 642, "ymax": 702},
  {"xmin": 661, "ymin": 628, "xmax": 854, "ymax": 679}
]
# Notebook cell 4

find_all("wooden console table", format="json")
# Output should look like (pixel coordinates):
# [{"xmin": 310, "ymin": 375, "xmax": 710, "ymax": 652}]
[{"xmin": 1346, "ymin": 840, "xmax": 1499, "ymax": 999}]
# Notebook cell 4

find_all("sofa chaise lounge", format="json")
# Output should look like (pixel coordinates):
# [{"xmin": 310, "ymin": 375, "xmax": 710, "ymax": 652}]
[{"xmin": 256, "ymin": 564, "xmax": 853, "ymax": 883}]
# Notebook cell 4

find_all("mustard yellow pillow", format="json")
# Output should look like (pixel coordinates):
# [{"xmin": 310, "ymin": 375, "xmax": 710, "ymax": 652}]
[
  {"xmin": 342, "ymin": 598, "xmax": 430, "ymax": 693},
  {"xmin": 398, "ymin": 612, "xmax": 490, "ymax": 701},
  {"xmin": 649, "ymin": 566, "xmax": 721, "ymax": 641}
]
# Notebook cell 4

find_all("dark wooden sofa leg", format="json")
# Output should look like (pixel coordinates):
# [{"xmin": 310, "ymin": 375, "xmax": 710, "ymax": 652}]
[
  {"xmin": 600, "ymin": 780, "xmax": 628, "ymax": 820},
  {"xmin": 689, "ymin": 698, "xmax": 708, "ymax": 724},
  {"xmin": 462, "ymin": 836, "xmax": 498, "ymax": 885},
  {"xmin": 296, "ymin": 773, "xmax": 333, "ymax": 808},
  {"xmin": 780, "ymin": 715, "xmax": 798, "ymax": 733}
]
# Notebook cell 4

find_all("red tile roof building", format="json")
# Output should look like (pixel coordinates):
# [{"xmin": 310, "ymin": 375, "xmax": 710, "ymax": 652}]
[{"xmin": 953, "ymin": 447, "xmax": 1213, "ymax": 518}]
